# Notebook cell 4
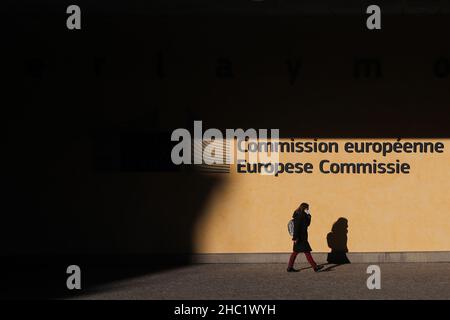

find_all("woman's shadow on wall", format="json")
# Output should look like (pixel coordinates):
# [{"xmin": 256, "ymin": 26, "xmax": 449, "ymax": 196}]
[{"xmin": 322, "ymin": 217, "xmax": 350, "ymax": 271}]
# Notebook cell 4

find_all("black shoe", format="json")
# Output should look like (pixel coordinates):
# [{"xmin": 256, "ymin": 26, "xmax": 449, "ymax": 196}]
[
  {"xmin": 314, "ymin": 265, "xmax": 324, "ymax": 272},
  {"xmin": 287, "ymin": 267, "xmax": 299, "ymax": 272}
]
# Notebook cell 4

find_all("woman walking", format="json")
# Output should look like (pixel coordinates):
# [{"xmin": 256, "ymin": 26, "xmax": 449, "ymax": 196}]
[{"xmin": 287, "ymin": 202, "xmax": 324, "ymax": 272}]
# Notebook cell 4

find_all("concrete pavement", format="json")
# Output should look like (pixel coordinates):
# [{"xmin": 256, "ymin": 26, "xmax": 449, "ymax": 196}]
[{"xmin": 73, "ymin": 262, "xmax": 450, "ymax": 300}]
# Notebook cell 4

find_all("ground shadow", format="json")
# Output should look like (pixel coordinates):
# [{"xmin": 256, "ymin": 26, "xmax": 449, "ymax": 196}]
[
  {"xmin": 320, "ymin": 263, "xmax": 345, "ymax": 272},
  {"xmin": 326, "ymin": 217, "xmax": 351, "ymax": 265},
  {"xmin": 291, "ymin": 262, "xmax": 342, "ymax": 272}
]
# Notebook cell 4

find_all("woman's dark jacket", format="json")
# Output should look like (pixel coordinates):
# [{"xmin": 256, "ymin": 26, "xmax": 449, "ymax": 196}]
[{"xmin": 292, "ymin": 210, "xmax": 312, "ymax": 252}]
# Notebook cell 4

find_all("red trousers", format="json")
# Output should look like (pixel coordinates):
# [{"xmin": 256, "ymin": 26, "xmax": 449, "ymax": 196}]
[{"xmin": 288, "ymin": 251, "xmax": 317, "ymax": 269}]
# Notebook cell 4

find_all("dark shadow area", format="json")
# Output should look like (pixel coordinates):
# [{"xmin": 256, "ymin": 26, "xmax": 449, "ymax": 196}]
[
  {"xmin": 2, "ymin": 5, "xmax": 225, "ymax": 299},
  {"xmin": 327, "ymin": 218, "xmax": 351, "ymax": 265},
  {"xmin": 1, "ymin": 124, "xmax": 224, "ymax": 299},
  {"xmin": 1, "ymin": 254, "xmax": 194, "ymax": 299}
]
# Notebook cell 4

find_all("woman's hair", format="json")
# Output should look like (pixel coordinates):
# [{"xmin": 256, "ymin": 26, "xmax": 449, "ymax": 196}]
[{"xmin": 293, "ymin": 202, "xmax": 309, "ymax": 217}]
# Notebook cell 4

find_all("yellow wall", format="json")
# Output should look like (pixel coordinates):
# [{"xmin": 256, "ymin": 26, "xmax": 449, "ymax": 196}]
[{"xmin": 193, "ymin": 139, "xmax": 450, "ymax": 253}]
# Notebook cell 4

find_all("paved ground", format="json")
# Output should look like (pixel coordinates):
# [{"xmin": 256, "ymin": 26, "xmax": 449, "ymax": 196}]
[{"xmin": 73, "ymin": 263, "xmax": 450, "ymax": 300}]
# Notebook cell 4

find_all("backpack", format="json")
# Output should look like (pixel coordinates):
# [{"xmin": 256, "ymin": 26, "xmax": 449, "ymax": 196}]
[{"xmin": 287, "ymin": 219, "xmax": 294, "ymax": 237}]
